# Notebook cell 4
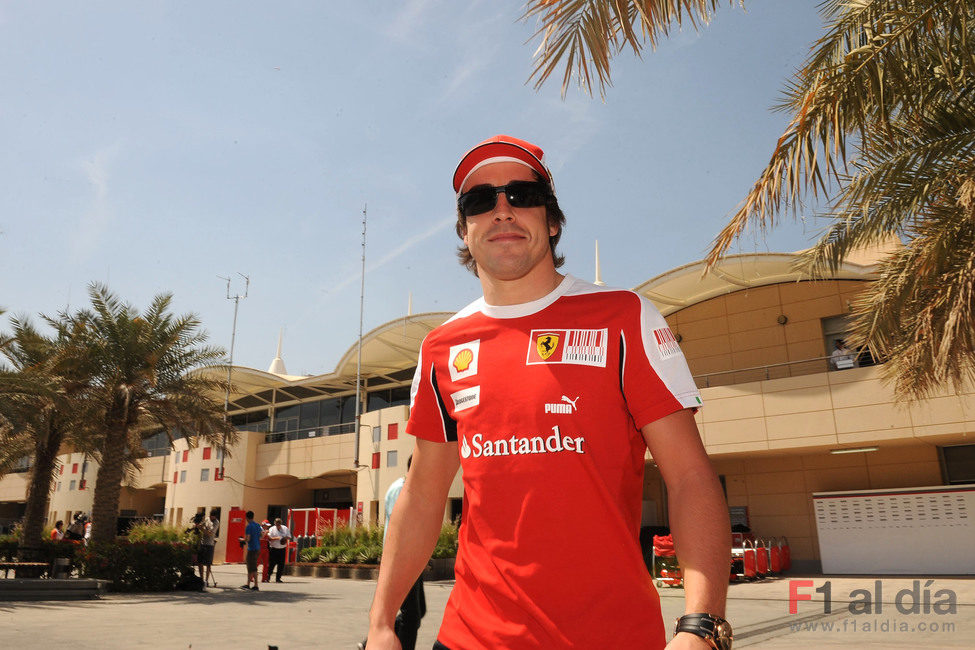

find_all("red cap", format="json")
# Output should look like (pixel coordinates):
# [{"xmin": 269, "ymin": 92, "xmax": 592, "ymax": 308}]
[{"xmin": 453, "ymin": 135, "xmax": 552, "ymax": 193}]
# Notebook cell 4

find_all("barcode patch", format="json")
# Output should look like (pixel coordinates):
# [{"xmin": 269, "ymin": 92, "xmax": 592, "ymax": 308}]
[{"xmin": 652, "ymin": 327, "xmax": 681, "ymax": 360}]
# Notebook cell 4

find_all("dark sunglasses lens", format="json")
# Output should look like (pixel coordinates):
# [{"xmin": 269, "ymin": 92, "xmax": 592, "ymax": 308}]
[
  {"xmin": 505, "ymin": 182, "xmax": 547, "ymax": 207},
  {"xmin": 459, "ymin": 188, "xmax": 498, "ymax": 217}
]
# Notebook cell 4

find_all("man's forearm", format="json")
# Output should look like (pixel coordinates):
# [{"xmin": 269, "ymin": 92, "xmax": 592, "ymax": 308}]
[
  {"xmin": 369, "ymin": 481, "xmax": 447, "ymax": 628},
  {"xmin": 668, "ymin": 471, "xmax": 730, "ymax": 615}
]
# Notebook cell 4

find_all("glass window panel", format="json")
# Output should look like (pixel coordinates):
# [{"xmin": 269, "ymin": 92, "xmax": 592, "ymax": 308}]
[{"xmin": 299, "ymin": 401, "xmax": 320, "ymax": 428}]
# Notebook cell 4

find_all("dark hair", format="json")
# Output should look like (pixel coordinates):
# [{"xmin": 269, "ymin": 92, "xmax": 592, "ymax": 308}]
[
  {"xmin": 245, "ymin": 510, "xmax": 254, "ymax": 520},
  {"xmin": 455, "ymin": 170, "xmax": 566, "ymax": 276}
]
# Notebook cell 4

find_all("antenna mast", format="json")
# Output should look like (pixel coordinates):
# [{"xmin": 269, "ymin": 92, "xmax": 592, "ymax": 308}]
[
  {"xmin": 218, "ymin": 272, "xmax": 249, "ymax": 479},
  {"xmin": 353, "ymin": 204, "xmax": 367, "ymax": 468}
]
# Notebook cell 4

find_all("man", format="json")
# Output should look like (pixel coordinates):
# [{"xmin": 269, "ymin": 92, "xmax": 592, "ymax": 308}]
[
  {"xmin": 50, "ymin": 520, "xmax": 64, "ymax": 541},
  {"xmin": 197, "ymin": 511, "xmax": 218, "ymax": 587},
  {"xmin": 367, "ymin": 135, "xmax": 732, "ymax": 649},
  {"xmin": 830, "ymin": 339, "xmax": 855, "ymax": 370},
  {"xmin": 241, "ymin": 511, "xmax": 261, "ymax": 591},
  {"xmin": 266, "ymin": 517, "xmax": 292, "ymax": 583}
]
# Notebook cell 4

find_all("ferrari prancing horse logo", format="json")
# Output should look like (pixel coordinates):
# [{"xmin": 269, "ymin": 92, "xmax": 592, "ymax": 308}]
[{"xmin": 536, "ymin": 333, "xmax": 560, "ymax": 360}]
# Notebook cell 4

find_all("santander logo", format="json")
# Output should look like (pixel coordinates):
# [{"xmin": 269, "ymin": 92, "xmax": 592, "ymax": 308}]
[{"xmin": 461, "ymin": 426, "xmax": 586, "ymax": 459}]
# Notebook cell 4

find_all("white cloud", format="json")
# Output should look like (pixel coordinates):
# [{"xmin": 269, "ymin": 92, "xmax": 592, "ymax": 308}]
[
  {"xmin": 327, "ymin": 215, "xmax": 454, "ymax": 295},
  {"xmin": 72, "ymin": 143, "xmax": 121, "ymax": 261}
]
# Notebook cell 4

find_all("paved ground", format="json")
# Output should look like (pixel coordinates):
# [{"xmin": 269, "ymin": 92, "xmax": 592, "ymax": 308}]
[{"xmin": 2, "ymin": 566, "xmax": 973, "ymax": 648}]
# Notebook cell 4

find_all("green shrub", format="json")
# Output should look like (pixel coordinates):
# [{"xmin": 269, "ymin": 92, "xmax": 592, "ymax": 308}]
[
  {"xmin": 309, "ymin": 521, "xmax": 456, "ymax": 565},
  {"xmin": 298, "ymin": 546, "xmax": 323, "ymax": 563},
  {"xmin": 432, "ymin": 521, "xmax": 459, "ymax": 559},
  {"xmin": 78, "ymin": 540, "xmax": 194, "ymax": 591},
  {"xmin": 126, "ymin": 520, "xmax": 194, "ymax": 544}
]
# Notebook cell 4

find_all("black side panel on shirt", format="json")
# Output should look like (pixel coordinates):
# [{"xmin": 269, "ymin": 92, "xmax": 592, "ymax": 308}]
[
  {"xmin": 430, "ymin": 363, "xmax": 458, "ymax": 442},
  {"xmin": 618, "ymin": 331, "xmax": 626, "ymax": 394}
]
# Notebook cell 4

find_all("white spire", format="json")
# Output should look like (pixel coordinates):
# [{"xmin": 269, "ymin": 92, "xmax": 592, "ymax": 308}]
[
  {"xmin": 267, "ymin": 328, "xmax": 288, "ymax": 375},
  {"xmin": 408, "ymin": 291, "xmax": 413, "ymax": 316},
  {"xmin": 594, "ymin": 239, "xmax": 605, "ymax": 286}
]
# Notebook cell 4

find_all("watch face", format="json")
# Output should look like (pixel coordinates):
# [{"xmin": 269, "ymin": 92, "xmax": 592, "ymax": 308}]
[{"xmin": 714, "ymin": 620, "xmax": 733, "ymax": 650}]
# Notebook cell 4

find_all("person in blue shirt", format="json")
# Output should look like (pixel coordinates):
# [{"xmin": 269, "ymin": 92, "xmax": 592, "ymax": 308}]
[{"xmin": 241, "ymin": 511, "xmax": 262, "ymax": 591}]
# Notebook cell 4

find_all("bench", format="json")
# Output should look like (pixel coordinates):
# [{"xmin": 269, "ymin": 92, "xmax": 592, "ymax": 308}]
[{"xmin": 0, "ymin": 562, "xmax": 49, "ymax": 579}]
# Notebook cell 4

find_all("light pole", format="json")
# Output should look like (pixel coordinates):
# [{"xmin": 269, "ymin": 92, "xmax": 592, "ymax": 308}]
[
  {"xmin": 353, "ymin": 204, "xmax": 367, "ymax": 469},
  {"xmin": 218, "ymin": 273, "xmax": 249, "ymax": 479}
]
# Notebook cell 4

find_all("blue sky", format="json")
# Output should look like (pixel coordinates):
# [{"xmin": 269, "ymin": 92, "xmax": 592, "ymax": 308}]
[{"xmin": 1, "ymin": 1, "xmax": 830, "ymax": 376}]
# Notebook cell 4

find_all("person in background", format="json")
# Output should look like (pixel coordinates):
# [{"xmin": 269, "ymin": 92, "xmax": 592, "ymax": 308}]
[
  {"xmin": 830, "ymin": 339, "xmax": 855, "ymax": 370},
  {"xmin": 50, "ymin": 520, "xmax": 64, "ymax": 541},
  {"xmin": 266, "ymin": 517, "xmax": 292, "ymax": 583},
  {"xmin": 259, "ymin": 520, "xmax": 272, "ymax": 583},
  {"xmin": 241, "ymin": 511, "xmax": 261, "ymax": 591}
]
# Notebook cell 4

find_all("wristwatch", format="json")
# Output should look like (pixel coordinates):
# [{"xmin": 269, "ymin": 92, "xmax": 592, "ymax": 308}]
[{"xmin": 674, "ymin": 613, "xmax": 733, "ymax": 649}]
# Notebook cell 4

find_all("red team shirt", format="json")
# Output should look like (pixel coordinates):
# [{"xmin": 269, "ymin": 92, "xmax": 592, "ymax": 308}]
[{"xmin": 407, "ymin": 275, "xmax": 702, "ymax": 649}]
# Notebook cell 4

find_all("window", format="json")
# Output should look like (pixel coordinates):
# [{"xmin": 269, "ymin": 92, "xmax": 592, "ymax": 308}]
[
  {"xmin": 388, "ymin": 423, "xmax": 399, "ymax": 440},
  {"xmin": 60, "ymin": 465, "xmax": 64, "ymax": 475},
  {"xmin": 173, "ymin": 472, "xmax": 178, "ymax": 484},
  {"xmin": 72, "ymin": 463, "xmax": 78, "ymax": 474},
  {"xmin": 203, "ymin": 447, "xmax": 212, "ymax": 461},
  {"xmin": 180, "ymin": 470, "xmax": 187, "ymax": 483},
  {"xmin": 215, "ymin": 447, "xmax": 223, "ymax": 460},
  {"xmin": 214, "ymin": 467, "xmax": 224, "ymax": 481},
  {"xmin": 79, "ymin": 480, "xmax": 86, "ymax": 490},
  {"xmin": 372, "ymin": 426, "xmax": 381, "ymax": 443},
  {"xmin": 387, "ymin": 450, "xmax": 398, "ymax": 468},
  {"xmin": 942, "ymin": 445, "xmax": 975, "ymax": 484},
  {"xmin": 371, "ymin": 452, "xmax": 380, "ymax": 469},
  {"xmin": 200, "ymin": 468, "xmax": 210, "ymax": 482},
  {"xmin": 182, "ymin": 450, "xmax": 189, "ymax": 463},
  {"xmin": 175, "ymin": 453, "xmax": 180, "ymax": 464},
  {"xmin": 69, "ymin": 480, "xmax": 76, "ymax": 491}
]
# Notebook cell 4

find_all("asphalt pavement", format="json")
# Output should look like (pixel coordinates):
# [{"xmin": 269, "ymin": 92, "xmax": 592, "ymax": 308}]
[{"xmin": 2, "ymin": 565, "xmax": 973, "ymax": 648}]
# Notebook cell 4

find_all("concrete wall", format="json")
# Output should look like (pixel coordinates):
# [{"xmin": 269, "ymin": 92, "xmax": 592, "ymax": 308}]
[{"xmin": 667, "ymin": 280, "xmax": 869, "ymax": 384}]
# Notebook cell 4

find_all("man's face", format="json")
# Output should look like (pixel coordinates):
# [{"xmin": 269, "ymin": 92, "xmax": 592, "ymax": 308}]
[{"xmin": 460, "ymin": 162, "xmax": 557, "ymax": 283}]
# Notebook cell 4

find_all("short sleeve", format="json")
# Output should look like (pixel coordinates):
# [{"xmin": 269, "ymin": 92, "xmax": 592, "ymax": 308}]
[{"xmin": 620, "ymin": 294, "xmax": 702, "ymax": 430}]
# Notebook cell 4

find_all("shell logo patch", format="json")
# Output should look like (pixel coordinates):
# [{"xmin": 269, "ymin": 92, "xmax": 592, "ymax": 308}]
[
  {"xmin": 526, "ymin": 328, "xmax": 608, "ymax": 367},
  {"xmin": 448, "ymin": 340, "xmax": 480, "ymax": 382},
  {"xmin": 535, "ymin": 333, "xmax": 560, "ymax": 360},
  {"xmin": 453, "ymin": 348, "xmax": 474, "ymax": 372}
]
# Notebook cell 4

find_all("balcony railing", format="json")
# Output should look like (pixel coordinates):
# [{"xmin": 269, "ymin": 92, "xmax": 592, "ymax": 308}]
[
  {"xmin": 693, "ymin": 353, "xmax": 880, "ymax": 389},
  {"xmin": 263, "ymin": 421, "xmax": 356, "ymax": 444}
]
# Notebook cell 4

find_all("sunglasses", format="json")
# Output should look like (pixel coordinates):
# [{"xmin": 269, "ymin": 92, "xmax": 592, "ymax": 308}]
[{"xmin": 458, "ymin": 181, "xmax": 550, "ymax": 218}]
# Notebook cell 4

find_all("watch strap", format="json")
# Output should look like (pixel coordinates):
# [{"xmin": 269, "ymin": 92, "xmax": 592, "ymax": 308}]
[{"xmin": 675, "ymin": 613, "xmax": 732, "ymax": 649}]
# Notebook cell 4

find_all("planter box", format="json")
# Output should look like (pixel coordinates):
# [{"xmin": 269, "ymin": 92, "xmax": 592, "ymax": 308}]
[
  {"xmin": 288, "ymin": 563, "xmax": 316, "ymax": 577},
  {"xmin": 314, "ymin": 565, "xmax": 334, "ymax": 578},
  {"xmin": 424, "ymin": 557, "xmax": 455, "ymax": 581},
  {"xmin": 353, "ymin": 565, "xmax": 379, "ymax": 581}
]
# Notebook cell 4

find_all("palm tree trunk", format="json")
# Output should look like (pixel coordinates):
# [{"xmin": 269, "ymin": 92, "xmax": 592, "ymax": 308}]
[
  {"xmin": 19, "ymin": 421, "xmax": 64, "ymax": 559},
  {"xmin": 90, "ymin": 421, "xmax": 129, "ymax": 545}
]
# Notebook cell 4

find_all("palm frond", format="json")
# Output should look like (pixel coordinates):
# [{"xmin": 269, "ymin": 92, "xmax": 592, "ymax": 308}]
[{"xmin": 524, "ymin": 0, "xmax": 731, "ymax": 97}]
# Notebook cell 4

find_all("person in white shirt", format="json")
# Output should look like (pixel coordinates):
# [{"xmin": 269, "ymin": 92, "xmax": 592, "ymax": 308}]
[
  {"xmin": 830, "ymin": 339, "xmax": 855, "ymax": 370},
  {"xmin": 266, "ymin": 517, "xmax": 292, "ymax": 583}
]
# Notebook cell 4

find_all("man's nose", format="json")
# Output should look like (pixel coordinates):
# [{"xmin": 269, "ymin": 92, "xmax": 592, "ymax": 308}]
[{"xmin": 492, "ymin": 191, "xmax": 514, "ymax": 221}]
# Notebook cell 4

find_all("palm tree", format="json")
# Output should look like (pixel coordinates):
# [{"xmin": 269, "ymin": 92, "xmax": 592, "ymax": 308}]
[
  {"xmin": 68, "ymin": 284, "xmax": 238, "ymax": 545},
  {"xmin": 0, "ymin": 315, "xmax": 96, "ymax": 550},
  {"xmin": 526, "ymin": 0, "xmax": 975, "ymax": 397}
]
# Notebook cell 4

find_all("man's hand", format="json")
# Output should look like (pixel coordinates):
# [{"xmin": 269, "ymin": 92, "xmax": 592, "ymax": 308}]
[{"xmin": 363, "ymin": 626, "xmax": 401, "ymax": 650}]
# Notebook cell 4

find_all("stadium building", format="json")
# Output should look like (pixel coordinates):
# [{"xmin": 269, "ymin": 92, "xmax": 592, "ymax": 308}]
[{"xmin": 2, "ymin": 247, "xmax": 973, "ymax": 571}]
